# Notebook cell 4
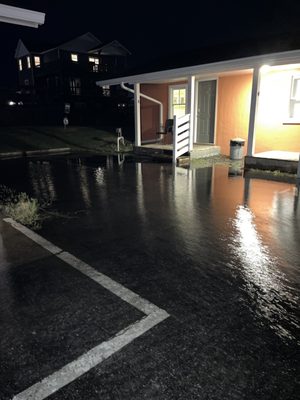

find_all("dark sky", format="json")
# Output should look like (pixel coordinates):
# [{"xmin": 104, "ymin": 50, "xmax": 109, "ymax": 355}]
[{"xmin": 0, "ymin": 0, "xmax": 300, "ymax": 87}]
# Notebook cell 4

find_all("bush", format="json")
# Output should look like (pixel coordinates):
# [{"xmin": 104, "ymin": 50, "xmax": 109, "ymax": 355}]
[{"xmin": 0, "ymin": 185, "xmax": 40, "ymax": 229}]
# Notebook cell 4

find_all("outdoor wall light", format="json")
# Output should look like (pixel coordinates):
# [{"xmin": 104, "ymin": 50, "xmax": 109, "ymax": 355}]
[
  {"xmin": 0, "ymin": 3, "xmax": 45, "ymax": 28},
  {"xmin": 260, "ymin": 64, "xmax": 271, "ymax": 73}
]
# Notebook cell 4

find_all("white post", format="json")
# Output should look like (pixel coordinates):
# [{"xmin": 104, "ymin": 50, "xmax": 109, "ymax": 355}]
[
  {"xmin": 187, "ymin": 75, "xmax": 195, "ymax": 152},
  {"xmin": 247, "ymin": 67, "xmax": 261, "ymax": 156},
  {"xmin": 134, "ymin": 83, "xmax": 141, "ymax": 147},
  {"xmin": 172, "ymin": 115, "xmax": 177, "ymax": 164}
]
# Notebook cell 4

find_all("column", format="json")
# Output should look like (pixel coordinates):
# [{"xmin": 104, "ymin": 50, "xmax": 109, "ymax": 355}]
[
  {"xmin": 187, "ymin": 75, "xmax": 195, "ymax": 152},
  {"xmin": 134, "ymin": 83, "xmax": 141, "ymax": 146},
  {"xmin": 247, "ymin": 67, "xmax": 261, "ymax": 156}
]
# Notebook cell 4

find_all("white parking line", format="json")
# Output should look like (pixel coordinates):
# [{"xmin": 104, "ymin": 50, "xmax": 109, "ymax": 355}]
[
  {"xmin": 3, "ymin": 218, "xmax": 169, "ymax": 400},
  {"xmin": 4, "ymin": 218, "xmax": 62, "ymax": 255}
]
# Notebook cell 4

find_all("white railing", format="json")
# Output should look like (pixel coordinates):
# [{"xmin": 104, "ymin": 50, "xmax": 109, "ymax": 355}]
[{"xmin": 173, "ymin": 113, "xmax": 190, "ymax": 163}]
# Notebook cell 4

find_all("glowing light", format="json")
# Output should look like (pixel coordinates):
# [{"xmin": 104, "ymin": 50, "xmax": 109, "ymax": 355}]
[
  {"xmin": 8, "ymin": 100, "xmax": 16, "ymax": 106},
  {"xmin": 34, "ymin": 56, "xmax": 40, "ymax": 67},
  {"xmin": 260, "ymin": 64, "xmax": 271, "ymax": 73}
]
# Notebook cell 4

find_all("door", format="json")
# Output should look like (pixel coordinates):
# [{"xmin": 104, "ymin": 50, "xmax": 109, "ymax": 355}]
[{"xmin": 196, "ymin": 80, "xmax": 216, "ymax": 143}]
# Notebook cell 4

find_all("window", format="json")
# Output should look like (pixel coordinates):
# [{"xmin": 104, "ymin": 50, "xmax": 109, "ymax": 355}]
[
  {"xmin": 89, "ymin": 57, "xmax": 99, "ymax": 64},
  {"xmin": 289, "ymin": 75, "xmax": 300, "ymax": 119},
  {"xmin": 169, "ymin": 85, "xmax": 187, "ymax": 118},
  {"xmin": 71, "ymin": 53, "xmax": 78, "ymax": 62},
  {"xmin": 102, "ymin": 85, "xmax": 110, "ymax": 97},
  {"xmin": 89, "ymin": 57, "xmax": 99, "ymax": 72},
  {"xmin": 34, "ymin": 56, "xmax": 41, "ymax": 67},
  {"xmin": 18, "ymin": 59, "xmax": 22, "ymax": 71},
  {"xmin": 69, "ymin": 78, "xmax": 81, "ymax": 95},
  {"xmin": 27, "ymin": 56, "xmax": 31, "ymax": 68}
]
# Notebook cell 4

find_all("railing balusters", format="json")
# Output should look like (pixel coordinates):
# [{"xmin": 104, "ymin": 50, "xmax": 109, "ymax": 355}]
[{"xmin": 173, "ymin": 113, "xmax": 190, "ymax": 163}]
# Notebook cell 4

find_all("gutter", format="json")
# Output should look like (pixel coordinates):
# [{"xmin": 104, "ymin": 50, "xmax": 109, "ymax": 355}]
[
  {"xmin": 0, "ymin": 4, "xmax": 45, "ymax": 28},
  {"xmin": 120, "ymin": 82, "xmax": 164, "ymax": 142},
  {"xmin": 96, "ymin": 49, "xmax": 300, "ymax": 87}
]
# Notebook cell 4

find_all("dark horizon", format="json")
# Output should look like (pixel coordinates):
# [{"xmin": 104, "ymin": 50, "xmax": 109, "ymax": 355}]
[{"xmin": 1, "ymin": 0, "xmax": 300, "ymax": 88}]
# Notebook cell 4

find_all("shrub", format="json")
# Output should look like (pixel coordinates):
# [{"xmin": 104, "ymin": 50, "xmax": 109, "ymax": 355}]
[{"xmin": 0, "ymin": 185, "xmax": 40, "ymax": 229}]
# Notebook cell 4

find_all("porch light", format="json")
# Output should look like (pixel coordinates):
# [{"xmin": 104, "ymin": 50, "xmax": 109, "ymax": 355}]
[{"xmin": 260, "ymin": 65, "xmax": 271, "ymax": 73}]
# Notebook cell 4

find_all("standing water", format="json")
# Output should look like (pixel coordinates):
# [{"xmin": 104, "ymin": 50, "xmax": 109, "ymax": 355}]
[{"xmin": 0, "ymin": 155, "xmax": 299, "ymax": 399}]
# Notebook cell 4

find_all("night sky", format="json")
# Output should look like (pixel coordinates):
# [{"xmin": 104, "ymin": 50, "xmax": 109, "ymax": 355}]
[{"xmin": 0, "ymin": 0, "xmax": 300, "ymax": 87}]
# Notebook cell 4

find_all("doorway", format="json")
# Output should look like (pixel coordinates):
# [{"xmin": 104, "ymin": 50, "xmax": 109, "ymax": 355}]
[{"xmin": 196, "ymin": 80, "xmax": 217, "ymax": 143}]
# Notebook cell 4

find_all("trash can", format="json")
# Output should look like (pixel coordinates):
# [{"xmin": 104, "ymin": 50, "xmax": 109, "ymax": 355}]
[{"xmin": 230, "ymin": 138, "xmax": 245, "ymax": 160}]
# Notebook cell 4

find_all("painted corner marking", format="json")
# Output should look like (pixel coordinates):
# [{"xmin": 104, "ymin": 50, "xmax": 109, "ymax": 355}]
[{"xmin": 3, "ymin": 218, "xmax": 169, "ymax": 400}]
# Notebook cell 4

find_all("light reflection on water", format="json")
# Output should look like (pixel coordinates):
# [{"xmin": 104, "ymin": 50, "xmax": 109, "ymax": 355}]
[
  {"xmin": 0, "ymin": 156, "xmax": 299, "ymax": 346},
  {"xmin": 28, "ymin": 161, "xmax": 56, "ymax": 204},
  {"xmin": 231, "ymin": 205, "xmax": 300, "ymax": 343}
]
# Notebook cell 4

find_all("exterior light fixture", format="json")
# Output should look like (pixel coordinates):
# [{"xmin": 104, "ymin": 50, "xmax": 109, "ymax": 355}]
[
  {"xmin": 260, "ymin": 64, "xmax": 271, "ymax": 73},
  {"xmin": 0, "ymin": 3, "xmax": 45, "ymax": 28}
]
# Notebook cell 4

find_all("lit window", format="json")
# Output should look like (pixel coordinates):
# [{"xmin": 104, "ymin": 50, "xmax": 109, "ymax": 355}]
[
  {"xmin": 27, "ymin": 56, "xmax": 31, "ymax": 68},
  {"xmin": 71, "ymin": 53, "xmax": 78, "ymax": 62},
  {"xmin": 89, "ymin": 57, "xmax": 100, "ymax": 72},
  {"xmin": 169, "ymin": 86, "xmax": 187, "ymax": 118},
  {"xmin": 289, "ymin": 75, "xmax": 300, "ymax": 119},
  {"xmin": 18, "ymin": 59, "xmax": 22, "ymax": 71},
  {"xmin": 89, "ymin": 57, "xmax": 99, "ymax": 64},
  {"xmin": 34, "ymin": 56, "xmax": 41, "ymax": 67}
]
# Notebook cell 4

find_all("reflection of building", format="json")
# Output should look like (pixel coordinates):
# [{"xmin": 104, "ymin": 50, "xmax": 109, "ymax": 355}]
[{"xmin": 14, "ymin": 33, "xmax": 132, "ymax": 123}]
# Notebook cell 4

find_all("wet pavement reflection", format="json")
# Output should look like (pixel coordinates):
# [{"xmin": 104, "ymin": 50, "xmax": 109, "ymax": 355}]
[{"xmin": 0, "ymin": 155, "xmax": 299, "ymax": 399}]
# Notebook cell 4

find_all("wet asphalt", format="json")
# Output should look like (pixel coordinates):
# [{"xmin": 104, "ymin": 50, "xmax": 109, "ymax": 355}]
[{"xmin": 0, "ymin": 155, "xmax": 299, "ymax": 400}]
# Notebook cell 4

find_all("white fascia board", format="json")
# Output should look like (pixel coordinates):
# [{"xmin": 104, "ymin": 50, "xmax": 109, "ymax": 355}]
[
  {"xmin": 96, "ymin": 49, "xmax": 300, "ymax": 87},
  {"xmin": 0, "ymin": 3, "xmax": 45, "ymax": 28}
]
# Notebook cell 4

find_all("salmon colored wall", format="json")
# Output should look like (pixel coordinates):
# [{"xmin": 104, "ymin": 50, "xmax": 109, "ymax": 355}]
[
  {"xmin": 140, "ymin": 81, "xmax": 187, "ymax": 144},
  {"xmin": 216, "ymin": 74, "xmax": 252, "ymax": 156},
  {"xmin": 140, "ymin": 83, "xmax": 170, "ymax": 143},
  {"xmin": 255, "ymin": 68, "xmax": 300, "ymax": 153},
  {"xmin": 141, "ymin": 71, "xmax": 300, "ymax": 153}
]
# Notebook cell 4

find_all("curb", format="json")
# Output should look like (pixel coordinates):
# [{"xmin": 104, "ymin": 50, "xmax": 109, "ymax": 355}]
[{"xmin": 0, "ymin": 148, "xmax": 71, "ymax": 159}]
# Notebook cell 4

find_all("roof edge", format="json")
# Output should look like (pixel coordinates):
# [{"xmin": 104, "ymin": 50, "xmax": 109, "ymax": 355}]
[{"xmin": 96, "ymin": 49, "xmax": 300, "ymax": 86}]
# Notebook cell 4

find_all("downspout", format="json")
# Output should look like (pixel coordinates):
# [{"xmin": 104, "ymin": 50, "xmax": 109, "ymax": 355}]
[{"xmin": 120, "ymin": 82, "xmax": 164, "ymax": 143}]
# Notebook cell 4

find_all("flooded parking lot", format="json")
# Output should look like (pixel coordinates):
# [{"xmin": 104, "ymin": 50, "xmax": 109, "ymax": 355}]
[{"xmin": 0, "ymin": 155, "xmax": 299, "ymax": 399}]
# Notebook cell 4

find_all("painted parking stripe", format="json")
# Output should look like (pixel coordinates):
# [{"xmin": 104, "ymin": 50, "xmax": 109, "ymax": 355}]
[
  {"xmin": 57, "ymin": 251, "xmax": 163, "ymax": 315},
  {"xmin": 3, "ymin": 218, "xmax": 169, "ymax": 400},
  {"xmin": 12, "ymin": 313, "xmax": 167, "ymax": 400},
  {"xmin": 3, "ymin": 218, "xmax": 62, "ymax": 255}
]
